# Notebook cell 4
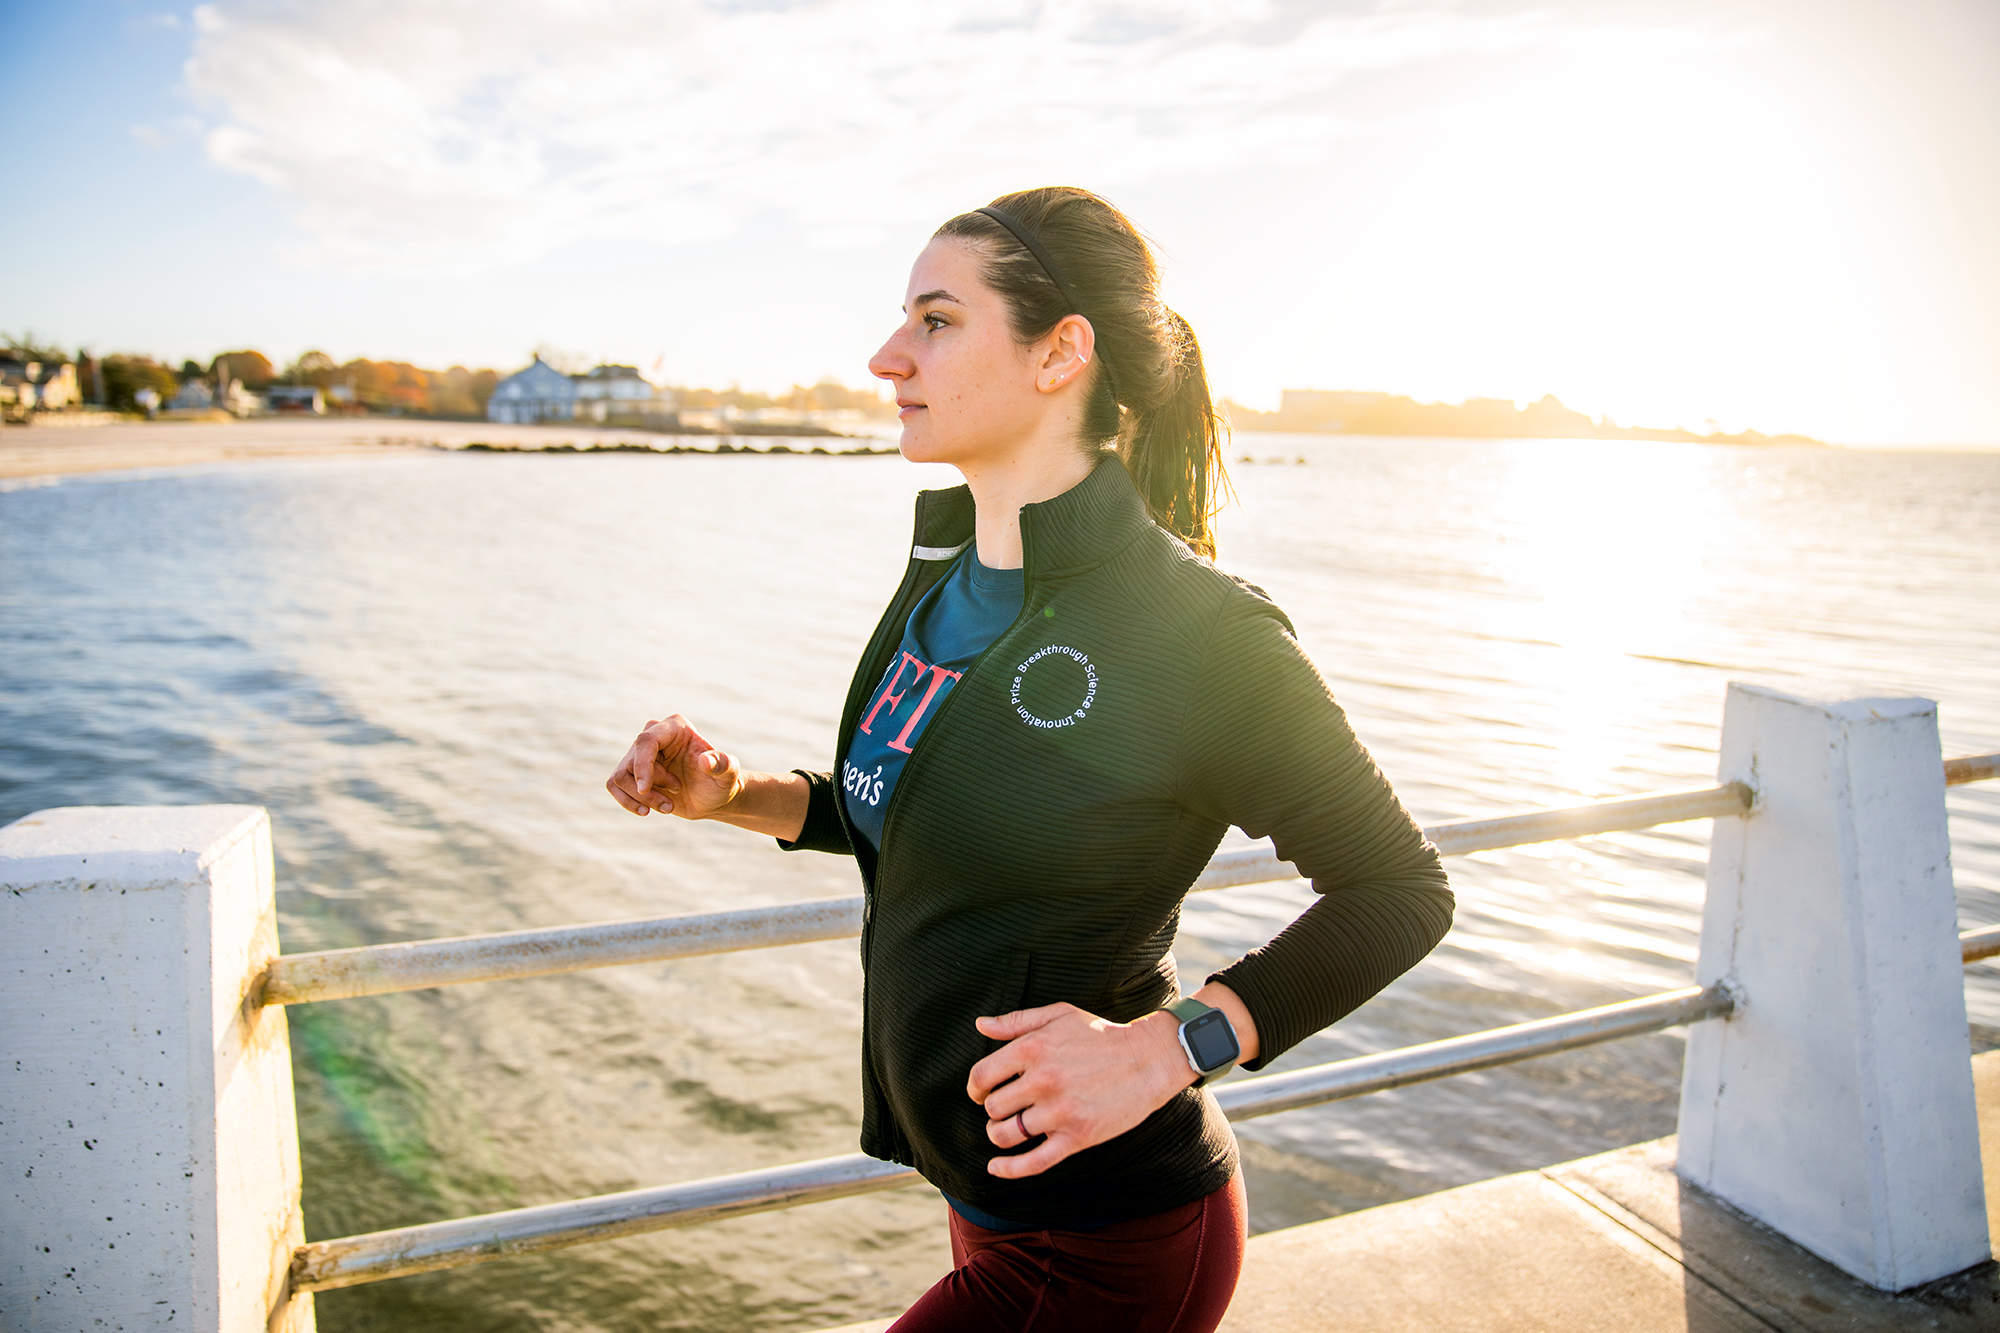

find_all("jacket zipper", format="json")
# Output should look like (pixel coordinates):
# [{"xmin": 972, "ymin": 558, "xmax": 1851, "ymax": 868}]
[{"xmin": 849, "ymin": 507, "xmax": 968, "ymax": 1164}]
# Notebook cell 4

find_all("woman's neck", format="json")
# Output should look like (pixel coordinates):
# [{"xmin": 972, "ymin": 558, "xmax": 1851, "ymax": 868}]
[{"xmin": 959, "ymin": 442, "xmax": 1095, "ymax": 570}]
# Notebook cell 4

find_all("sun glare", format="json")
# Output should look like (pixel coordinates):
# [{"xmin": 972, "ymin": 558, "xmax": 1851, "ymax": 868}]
[{"xmin": 1489, "ymin": 442, "xmax": 1718, "ymax": 796}]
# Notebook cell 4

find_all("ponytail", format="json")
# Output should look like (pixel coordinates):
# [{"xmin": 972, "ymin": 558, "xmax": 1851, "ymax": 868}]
[
  {"xmin": 936, "ymin": 188, "xmax": 1231, "ymax": 559},
  {"xmin": 1120, "ymin": 310, "xmax": 1227, "ymax": 560}
]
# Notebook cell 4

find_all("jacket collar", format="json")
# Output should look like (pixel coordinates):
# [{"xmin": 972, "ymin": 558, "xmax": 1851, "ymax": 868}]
[{"xmin": 908, "ymin": 454, "xmax": 1153, "ymax": 582}]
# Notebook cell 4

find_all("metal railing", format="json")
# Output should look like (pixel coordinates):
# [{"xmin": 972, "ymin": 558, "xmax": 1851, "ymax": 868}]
[
  {"xmin": 264, "ymin": 760, "xmax": 2000, "ymax": 1007},
  {"xmin": 282, "ymin": 753, "xmax": 2000, "ymax": 1295}
]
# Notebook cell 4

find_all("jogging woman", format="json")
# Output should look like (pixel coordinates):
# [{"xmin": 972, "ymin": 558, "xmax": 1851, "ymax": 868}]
[{"xmin": 607, "ymin": 187, "xmax": 1453, "ymax": 1332}]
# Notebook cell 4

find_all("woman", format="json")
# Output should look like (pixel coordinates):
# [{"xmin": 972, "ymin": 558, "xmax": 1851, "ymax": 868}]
[{"xmin": 607, "ymin": 187, "xmax": 1453, "ymax": 1332}]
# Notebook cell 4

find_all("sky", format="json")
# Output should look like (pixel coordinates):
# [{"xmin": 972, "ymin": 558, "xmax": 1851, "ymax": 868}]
[{"xmin": 4, "ymin": 0, "xmax": 1996, "ymax": 445}]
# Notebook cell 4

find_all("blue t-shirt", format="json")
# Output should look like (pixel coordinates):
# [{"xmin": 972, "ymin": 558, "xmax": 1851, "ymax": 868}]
[{"xmin": 842, "ymin": 550, "xmax": 1024, "ymax": 852}]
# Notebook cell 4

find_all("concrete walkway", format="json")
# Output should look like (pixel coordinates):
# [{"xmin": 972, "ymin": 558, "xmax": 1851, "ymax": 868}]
[{"xmin": 812, "ymin": 1052, "xmax": 1999, "ymax": 1331}]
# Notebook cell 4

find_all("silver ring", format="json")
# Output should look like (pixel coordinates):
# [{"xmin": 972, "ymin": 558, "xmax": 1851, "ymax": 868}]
[{"xmin": 1014, "ymin": 1110, "xmax": 1030, "ymax": 1140}]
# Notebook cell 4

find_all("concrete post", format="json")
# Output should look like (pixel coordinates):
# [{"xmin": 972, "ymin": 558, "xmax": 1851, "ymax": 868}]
[
  {"xmin": 2, "ymin": 806, "xmax": 314, "ymax": 1331},
  {"xmin": 1678, "ymin": 684, "xmax": 1988, "ymax": 1290}
]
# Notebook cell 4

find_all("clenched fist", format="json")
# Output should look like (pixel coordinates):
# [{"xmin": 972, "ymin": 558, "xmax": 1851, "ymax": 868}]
[{"xmin": 606, "ymin": 714, "xmax": 744, "ymax": 820}]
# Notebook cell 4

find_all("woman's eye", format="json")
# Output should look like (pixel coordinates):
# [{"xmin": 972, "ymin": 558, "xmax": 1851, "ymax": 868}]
[{"xmin": 922, "ymin": 313, "xmax": 948, "ymax": 332}]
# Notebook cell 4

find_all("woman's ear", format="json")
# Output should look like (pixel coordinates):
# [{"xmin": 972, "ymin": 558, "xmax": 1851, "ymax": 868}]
[{"xmin": 1035, "ymin": 313, "xmax": 1098, "ymax": 396}]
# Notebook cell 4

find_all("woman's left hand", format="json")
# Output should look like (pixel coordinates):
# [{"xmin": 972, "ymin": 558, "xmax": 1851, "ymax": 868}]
[{"xmin": 965, "ymin": 1003, "xmax": 1199, "ymax": 1179}]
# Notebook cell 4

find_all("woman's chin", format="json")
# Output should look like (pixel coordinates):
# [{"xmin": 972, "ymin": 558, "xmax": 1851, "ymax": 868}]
[{"xmin": 896, "ymin": 427, "xmax": 946, "ymax": 465}]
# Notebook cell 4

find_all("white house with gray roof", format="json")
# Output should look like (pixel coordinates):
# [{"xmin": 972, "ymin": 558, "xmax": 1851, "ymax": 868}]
[
  {"xmin": 487, "ymin": 356, "xmax": 578, "ymax": 424},
  {"xmin": 488, "ymin": 358, "xmax": 677, "ymax": 426}
]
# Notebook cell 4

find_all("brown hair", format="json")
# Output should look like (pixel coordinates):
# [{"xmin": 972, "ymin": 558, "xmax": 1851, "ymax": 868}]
[{"xmin": 935, "ymin": 187, "xmax": 1229, "ymax": 559}]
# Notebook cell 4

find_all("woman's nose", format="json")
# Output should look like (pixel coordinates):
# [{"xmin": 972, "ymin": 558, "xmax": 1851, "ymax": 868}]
[{"xmin": 868, "ymin": 331, "xmax": 910, "ymax": 382}]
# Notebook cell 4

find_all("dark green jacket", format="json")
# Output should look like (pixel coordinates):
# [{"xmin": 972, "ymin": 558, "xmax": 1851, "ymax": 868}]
[{"xmin": 785, "ymin": 456, "xmax": 1452, "ymax": 1224}]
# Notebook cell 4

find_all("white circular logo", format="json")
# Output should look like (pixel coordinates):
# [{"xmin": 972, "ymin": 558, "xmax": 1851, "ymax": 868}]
[{"xmin": 1010, "ymin": 645, "xmax": 1099, "ymax": 729}]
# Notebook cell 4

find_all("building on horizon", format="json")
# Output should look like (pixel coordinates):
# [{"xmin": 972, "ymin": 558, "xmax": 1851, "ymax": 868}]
[
  {"xmin": 220, "ymin": 381, "xmax": 262, "ymax": 415},
  {"xmin": 162, "ymin": 372, "xmax": 260, "ymax": 418},
  {"xmin": 487, "ymin": 357, "xmax": 677, "ymax": 426},
  {"xmin": 487, "ymin": 356, "xmax": 578, "ymax": 424},
  {"xmin": 0, "ymin": 357, "xmax": 79, "ymax": 418},
  {"xmin": 166, "ymin": 377, "xmax": 215, "ymax": 413},
  {"xmin": 267, "ymin": 385, "xmax": 325, "ymax": 414},
  {"xmin": 574, "ymin": 364, "xmax": 677, "ymax": 425}
]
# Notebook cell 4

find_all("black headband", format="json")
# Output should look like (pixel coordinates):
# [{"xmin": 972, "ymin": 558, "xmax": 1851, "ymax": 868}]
[{"xmin": 974, "ymin": 205, "xmax": 1120, "ymax": 406}]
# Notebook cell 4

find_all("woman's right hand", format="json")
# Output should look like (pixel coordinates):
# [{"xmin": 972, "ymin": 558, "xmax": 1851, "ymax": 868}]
[{"xmin": 606, "ymin": 714, "xmax": 745, "ymax": 820}]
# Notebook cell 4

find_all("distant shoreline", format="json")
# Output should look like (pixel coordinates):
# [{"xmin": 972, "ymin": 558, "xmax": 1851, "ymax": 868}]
[
  {"xmin": 1229, "ymin": 421, "xmax": 1823, "ymax": 446},
  {"xmin": 1222, "ymin": 391, "xmax": 1826, "ymax": 446},
  {"xmin": 0, "ymin": 417, "xmax": 900, "ymax": 482}
]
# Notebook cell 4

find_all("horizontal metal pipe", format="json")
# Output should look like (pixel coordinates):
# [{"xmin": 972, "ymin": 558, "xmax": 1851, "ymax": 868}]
[
  {"xmin": 1424, "ymin": 783, "xmax": 1750, "ymax": 857},
  {"xmin": 292, "ymin": 1151, "xmax": 919, "ymax": 1293},
  {"xmin": 262, "ymin": 753, "xmax": 1994, "ymax": 1007},
  {"xmin": 260, "ymin": 896, "xmax": 866, "ymax": 1006},
  {"xmin": 261, "ymin": 785, "xmax": 1754, "ymax": 1006},
  {"xmin": 1964, "ymin": 923, "xmax": 2000, "ymax": 964},
  {"xmin": 1215, "ymin": 984, "xmax": 1735, "ymax": 1121},
  {"xmin": 1946, "ymin": 752, "xmax": 2000, "ymax": 786}
]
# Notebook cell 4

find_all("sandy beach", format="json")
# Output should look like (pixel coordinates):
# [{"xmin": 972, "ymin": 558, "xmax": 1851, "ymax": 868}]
[{"xmin": 0, "ymin": 417, "xmax": 786, "ymax": 482}]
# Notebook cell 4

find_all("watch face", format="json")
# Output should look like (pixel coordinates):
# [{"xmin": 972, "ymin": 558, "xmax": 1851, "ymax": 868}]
[{"xmin": 1183, "ymin": 1009, "xmax": 1240, "ymax": 1071}]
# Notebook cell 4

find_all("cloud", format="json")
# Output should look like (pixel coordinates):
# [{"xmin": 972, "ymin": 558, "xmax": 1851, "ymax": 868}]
[{"xmin": 184, "ymin": 0, "xmax": 1556, "ymax": 271}]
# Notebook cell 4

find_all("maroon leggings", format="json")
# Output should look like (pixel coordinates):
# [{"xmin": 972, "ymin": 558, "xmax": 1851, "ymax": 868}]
[{"xmin": 888, "ymin": 1174, "xmax": 1247, "ymax": 1333}]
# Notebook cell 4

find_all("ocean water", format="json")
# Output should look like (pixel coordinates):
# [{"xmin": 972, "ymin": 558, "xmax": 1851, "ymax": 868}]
[{"xmin": 2, "ymin": 434, "xmax": 1996, "ymax": 1330}]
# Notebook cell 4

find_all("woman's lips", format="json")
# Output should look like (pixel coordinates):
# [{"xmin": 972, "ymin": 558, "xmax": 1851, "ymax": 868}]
[{"xmin": 898, "ymin": 402, "xmax": 926, "ymax": 418}]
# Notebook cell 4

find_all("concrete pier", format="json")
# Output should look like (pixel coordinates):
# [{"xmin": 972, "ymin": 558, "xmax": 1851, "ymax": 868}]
[
  {"xmin": 1678, "ymin": 687, "xmax": 1986, "ymax": 1290},
  {"xmin": 812, "ymin": 1050, "xmax": 1999, "ymax": 1332},
  {"xmin": 0, "ymin": 806, "xmax": 313, "ymax": 1331}
]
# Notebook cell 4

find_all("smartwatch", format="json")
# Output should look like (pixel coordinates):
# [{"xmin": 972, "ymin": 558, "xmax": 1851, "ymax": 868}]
[{"xmin": 1164, "ymin": 996, "xmax": 1240, "ymax": 1087}]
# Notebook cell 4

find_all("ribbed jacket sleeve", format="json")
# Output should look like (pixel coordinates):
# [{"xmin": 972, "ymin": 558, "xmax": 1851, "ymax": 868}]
[
  {"xmin": 1180, "ymin": 605, "xmax": 1452, "ymax": 1069},
  {"xmin": 777, "ymin": 769, "xmax": 854, "ymax": 856}
]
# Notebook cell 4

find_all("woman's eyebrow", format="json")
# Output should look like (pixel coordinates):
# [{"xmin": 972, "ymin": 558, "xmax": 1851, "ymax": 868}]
[{"xmin": 908, "ymin": 289, "xmax": 963, "ymax": 310}]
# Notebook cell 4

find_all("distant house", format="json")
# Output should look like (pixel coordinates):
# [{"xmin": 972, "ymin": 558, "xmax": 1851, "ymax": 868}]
[
  {"xmin": 267, "ymin": 385, "xmax": 325, "ymax": 414},
  {"xmin": 573, "ymin": 364, "xmax": 677, "ymax": 425},
  {"xmin": 487, "ymin": 357, "xmax": 578, "ymax": 424},
  {"xmin": 179, "ymin": 369, "xmax": 264, "ymax": 417},
  {"xmin": 219, "ymin": 380, "xmax": 263, "ymax": 417},
  {"xmin": 0, "ymin": 358, "xmax": 79, "ymax": 416},
  {"xmin": 168, "ymin": 378, "xmax": 215, "ymax": 412},
  {"xmin": 0, "ymin": 362, "xmax": 31, "ymax": 415},
  {"xmin": 488, "ymin": 358, "xmax": 677, "ymax": 425}
]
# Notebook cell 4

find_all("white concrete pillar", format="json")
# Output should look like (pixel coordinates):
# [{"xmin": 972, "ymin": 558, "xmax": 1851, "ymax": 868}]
[
  {"xmin": 2, "ymin": 806, "xmax": 314, "ymax": 1331},
  {"xmin": 1678, "ymin": 684, "xmax": 1988, "ymax": 1290}
]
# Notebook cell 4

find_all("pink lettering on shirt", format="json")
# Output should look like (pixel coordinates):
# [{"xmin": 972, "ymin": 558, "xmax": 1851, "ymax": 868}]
[
  {"xmin": 860, "ymin": 652, "xmax": 929, "ymax": 735},
  {"xmin": 889, "ymin": 665, "xmax": 965, "ymax": 754}
]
